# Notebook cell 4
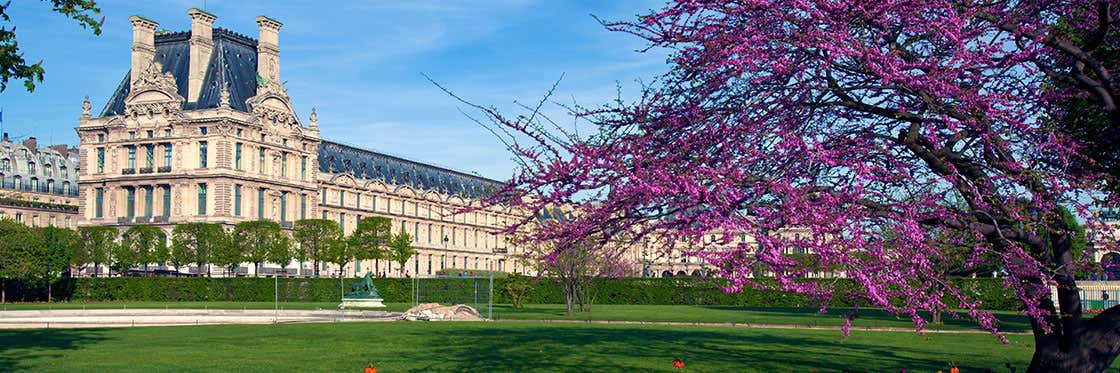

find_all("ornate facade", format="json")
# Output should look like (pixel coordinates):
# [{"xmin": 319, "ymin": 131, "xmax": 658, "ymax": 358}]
[{"xmin": 76, "ymin": 10, "xmax": 526, "ymax": 277}]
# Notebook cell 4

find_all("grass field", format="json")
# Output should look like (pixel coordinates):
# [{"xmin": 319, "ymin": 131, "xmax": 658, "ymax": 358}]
[
  {"xmin": 0, "ymin": 321, "xmax": 1033, "ymax": 372},
  {"xmin": 1, "ymin": 301, "xmax": 1030, "ymax": 331}
]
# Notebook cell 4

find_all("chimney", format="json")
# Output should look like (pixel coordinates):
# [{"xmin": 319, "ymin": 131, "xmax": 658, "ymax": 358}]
[
  {"xmin": 23, "ymin": 137, "xmax": 37, "ymax": 150},
  {"xmin": 187, "ymin": 8, "xmax": 216, "ymax": 103},
  {"xmin": 1, "ymin": 133, "xmax": 8, "ymax": 142},
  {"xmin": 129, "ymin": 15, "xmax": 159, "ymax": 84},
  {"xmin": 255, "ymin": 16, "xmax": 283, "ymax": 85}
]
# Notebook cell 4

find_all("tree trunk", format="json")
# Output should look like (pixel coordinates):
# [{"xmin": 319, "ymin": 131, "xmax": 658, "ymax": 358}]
[
  {"xmin": 2, "ymin": 278, "xmax": 6, "ymax": 304},
  {"xmin": 1026, "ymin": 227, "xmax": 1120, "ymax": 372}
]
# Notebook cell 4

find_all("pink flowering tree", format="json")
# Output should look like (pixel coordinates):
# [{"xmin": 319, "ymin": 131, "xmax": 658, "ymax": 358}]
[{"xmin": 466, "ymin": 1, "xmax": 1120, "ymax": 371}]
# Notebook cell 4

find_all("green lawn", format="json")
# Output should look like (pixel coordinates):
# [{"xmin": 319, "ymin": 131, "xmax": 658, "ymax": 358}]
[
  {"xmin": 492, "ymin": 304, "xmax": 1032, "ymax": 332},
  {"xmin": 0, "ymin": 321, "xmax": 1033, "ymax": 372},
  {"xmin": 1, "ymin": 301, "xmax": 1030, "ymax": 331}
]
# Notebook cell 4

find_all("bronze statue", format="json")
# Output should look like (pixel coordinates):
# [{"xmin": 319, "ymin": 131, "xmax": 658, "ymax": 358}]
[{"xmin": 344, "ymin": 272, "xmax": 382, "ymax": 299}]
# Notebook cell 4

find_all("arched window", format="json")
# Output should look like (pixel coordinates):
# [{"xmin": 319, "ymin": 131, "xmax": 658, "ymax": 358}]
[
  {"xmin": 62, "ymin": 181, "xmax": 70, "ymax": 194},
  {"xmin": 0, "ymin": 158, "xmax": 9, "ymax": 172},
  {"xmin": 29, "ymin": 177, "xmax": 38, "ymax": 191},
  {"xmin": 60, "ymin": 165, "xmax": 67, "ymax": 179},
  {"xmin": 46, "ymin": 179, "xmax": 54, "ymax": 193},
  {"xmin": 44, "ymin": 164, "xmax": 52, "ymax": 178},
  {"xmin": 13, "ymin": 175, "xmax": 21, "ymax": 189},
  {"xmin": 27, "ymin": 162, "xmax": 35, "ymax": 176}
]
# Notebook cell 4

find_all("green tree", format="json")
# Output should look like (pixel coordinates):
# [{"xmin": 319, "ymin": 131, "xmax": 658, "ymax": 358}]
[
  {"xmin": 265, "ymin": 231, "xmax": 294, "ymax": 277},
  {"xmin": 76, "ymin": 226, "xmax": 117, "ymax": 277},
  {"xmin": 325, "ymin": 235, "xmax": 357, "ymax": 278},
  {"xmin": 348, "ymin": 217, "xmax": 392, "ymax": 276},
  {"xmin": 171, "ymin": 223, "xmax": 228, "ymax": 277},
  {"xmin": 0, "ymin": 219, "xmax": 41, "ymax": 302},
  {"xmin": 388, "ymin": 228, "xmax": 415, "ymax": 277},
  {"xmin": 0, "ymin": 1, "xmax": 103, "ymax": 92},
  {"xmin": 233, "ymin": 221, "xmax": 287, "ymax": 276},
  {"xmin": 38, "ymin": 226, "xmax": 77, "ymax": 301},
  {"xmin": 209, "ymin": 231, "xmax": 241, "ymax": 276},
  {"xmin": 118, "ymin": 225, "xmax": 165, "ymax": 276},
  {"xmin": 293, "ymin": 219, "xmax": 341, "ymax": 277}
]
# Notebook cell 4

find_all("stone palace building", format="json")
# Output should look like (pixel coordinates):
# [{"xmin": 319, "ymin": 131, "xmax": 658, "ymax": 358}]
[
  {"xmin": 72, "ymin": 9, "xmax": 526, "ymax": 277},
  {"xmin": 0, "ymin": 135, "xmax": 80, "ymax": 228},
  {"xmin": 0, "ymin": 9, "xmax": 742, "ymax": 279}
]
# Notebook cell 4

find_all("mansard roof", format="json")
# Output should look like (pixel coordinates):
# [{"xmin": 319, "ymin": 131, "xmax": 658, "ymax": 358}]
[
  {"xmin": 318, "ymin": 140, "xmax": 504, "ymax": 200},
  {"xmin": 100, "ymin": 28, "xmax": 260, "ymax": 116}
]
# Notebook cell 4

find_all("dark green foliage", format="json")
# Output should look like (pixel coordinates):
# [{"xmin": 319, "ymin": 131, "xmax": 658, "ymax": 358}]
[
  {"xmin": 170, "ymin": 223, "xmax": 229, "ymax": 277},
  {"xmin": 349, "ymin": 217, "xmax": 392, "ymax": 263},
  {"xmin": 293, "ymin": 219, "xmax": 341, "ymax": 277},
  {"xmin": 504, "ymin": 273, "xmax": 532, "ymax": 309},
  {"xmin": 75, "ymin": 226, "xmax": 117, "ymax": 277},
  {"xmin": 232, "ymin": 221, "xmax": 289, "ymax": 276},
  {"xmin": 118, "ymin": 225, "xmax": 166, "ymax": 273},
  {"xmin": 0, "ymin": 197, "xmax": 77, "ymax": 211},
  {"xmin": 437, "ymin": 268, "xmax": 508, "ymax": 278},
  {"xmin": 388, "ymin": 229, "xmax": 414, "ymax": 276},
  {"xmin": 6, "ymin": 276, "xmax": 1019, "ymax": 310},
  {"xmin": 0, "ymin": 0, "xmax": 103, "ymax": 92}
]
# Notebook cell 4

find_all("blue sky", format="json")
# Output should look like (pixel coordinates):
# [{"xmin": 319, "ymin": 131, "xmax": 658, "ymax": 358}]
[{"xmin": 0, "ymin": 0, "xmax": 667, "ymax": 180}]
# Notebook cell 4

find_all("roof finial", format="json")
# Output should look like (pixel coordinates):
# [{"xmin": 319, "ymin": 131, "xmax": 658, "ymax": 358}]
[
  {"xmin": 309, "ymin": 107, "xmax": 318, "ymax": 129},
  {"xmin": 81, "ymin": 95, "xmax": 91, "ymax": 119},
  {"xmin": 219, "ymin": 83, "xmax": 231, "ymax": 109}
]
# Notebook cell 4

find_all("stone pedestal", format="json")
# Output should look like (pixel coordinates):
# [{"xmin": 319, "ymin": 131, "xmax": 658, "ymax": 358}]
[{"xmin": 340, "ymin": 298, "xmax": 385, "ymax": 309}]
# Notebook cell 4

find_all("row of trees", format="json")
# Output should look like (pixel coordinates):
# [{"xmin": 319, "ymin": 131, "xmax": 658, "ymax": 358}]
[{"xmin": 0, "ymin": 217, "xmax": 416, "ymax": 301}]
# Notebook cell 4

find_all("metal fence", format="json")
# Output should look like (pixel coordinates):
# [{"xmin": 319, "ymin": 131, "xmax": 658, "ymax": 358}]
[
  {"xmin": 411, "ymin": 276, "xmax": 493, "ymax": 320},
  {"xmin": 1074, "ymin": 281, "xmax": 1120, "ymax": 310}
]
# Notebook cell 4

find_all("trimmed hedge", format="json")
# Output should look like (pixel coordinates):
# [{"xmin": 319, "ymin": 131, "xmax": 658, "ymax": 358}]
[{"xmin": 2, "ymin": 277, "xmax": 1021, "ymax": 311}]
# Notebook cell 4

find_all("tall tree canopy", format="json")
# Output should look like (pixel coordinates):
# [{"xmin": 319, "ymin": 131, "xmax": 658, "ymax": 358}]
[
  {"xmin": 75, "ymin": 226, "xmax": 117, "ymax": 277},
  {"xmin": 473, "ymin": 1, "xmax": 1120, "ymax": 370},
  {"xmin": 348, "ymin": 216, "xmax": 393, "ymax": 273},
  {"xmin": 119, "ymin": 225, "xmax": 166, "ymax": 275},
  {"xmin": 170, "ymin": 223, "xmax": 228, "ymax": 277},
  {"xmin": 388, "ymin": 229, "xmax": 415, "ymax": 277},
  {"xmin": 232, "ymin": 221, "xmax": 288, "ymax": 276},
  {"xmin": 293, "ymin": 219, "xmax": 341, "ymax": 277}
]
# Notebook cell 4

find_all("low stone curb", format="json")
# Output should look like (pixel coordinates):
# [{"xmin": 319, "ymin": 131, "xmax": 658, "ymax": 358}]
[{"xmin": 0, "ymin": 309, "xmax": 403, "ymax": 329}]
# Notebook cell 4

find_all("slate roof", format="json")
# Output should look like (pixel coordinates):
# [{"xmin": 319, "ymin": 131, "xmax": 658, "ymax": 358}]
[
  {"xmin": 318, "ymin": 140, "xmax": 503, "ymax": 199},
  {"xmin": 100, "ymin": 28, "xmax": 260, "ymax": 116}
]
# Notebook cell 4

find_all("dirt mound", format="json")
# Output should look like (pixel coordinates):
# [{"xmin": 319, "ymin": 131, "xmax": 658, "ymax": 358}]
[{"xmin": 402, "ymin": 303, "xmax": 485, "ymax": 321}]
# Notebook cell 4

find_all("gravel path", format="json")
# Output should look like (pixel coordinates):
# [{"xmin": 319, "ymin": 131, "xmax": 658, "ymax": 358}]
[{"xmin": 0, "ymin": 309, "xmax": 401, "ymax": 329}]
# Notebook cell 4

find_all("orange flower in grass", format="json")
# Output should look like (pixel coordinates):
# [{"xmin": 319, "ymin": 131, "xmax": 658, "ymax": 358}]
[{"xmin": 672, "ymin": 358, "xmax": 685, "ymax": 370}]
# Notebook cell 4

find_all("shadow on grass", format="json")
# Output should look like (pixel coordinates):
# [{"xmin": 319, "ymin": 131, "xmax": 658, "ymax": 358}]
[
  {"xmin": 411, "ymin": 324, "xmax": 1022, "ymax": 372},
  {"xmin": 0, "ymin": 328, "xmax": 111, "ymax": 370},
  {"xmin": 694, "ymin": 305, "xmax": 1032, "ymax": 331}
]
